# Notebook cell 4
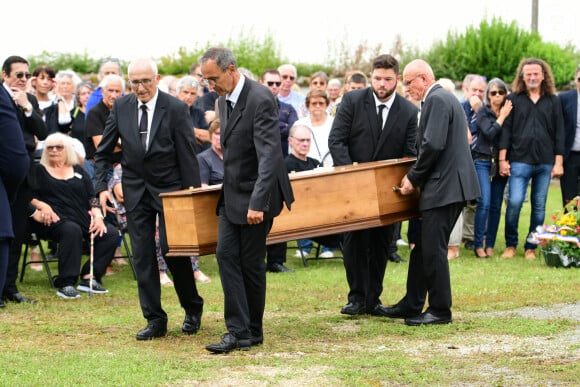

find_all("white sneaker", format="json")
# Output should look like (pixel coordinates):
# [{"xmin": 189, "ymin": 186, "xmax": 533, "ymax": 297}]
[
  {"xmin": 396, "ymin": 239, "xmax": 409, "ymax": 247},
  {"xmin": 294, "ymin": 249, "xmax": 309, "ymax": 258},
  {"xmin": 319, "ymin": 251, "xmax": 334, "ymax": 258}
]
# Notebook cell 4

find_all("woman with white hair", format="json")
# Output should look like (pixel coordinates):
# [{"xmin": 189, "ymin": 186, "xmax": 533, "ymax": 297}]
[{"xmin": 28, "ymin": 133, "xmax": 118, "ymax": 299}]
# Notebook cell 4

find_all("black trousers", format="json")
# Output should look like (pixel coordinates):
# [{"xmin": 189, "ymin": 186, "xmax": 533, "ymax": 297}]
[
  {"xmin": 3, "ymin": 181, "xmax": 32, "ymax": 296},
  {"xmin": 33, "ymin": 220, "xmax": 118, "ymax": 287},
  {"xmin": 560, "ymin": 151, "xmax": 580, "ymax": 205},
  {"xmin": 216, "ymin": 205, "xmax": 272, "ymax": 339},
  {"xmin": 397, "ymin": 201, "xmax": 465, "ymax": 317},
  {"xmin": 127, "ymin": 190, "xmax": 203, "ymax": 323},
  {"xmin": 342, "ymin": 225, "xmax": 394, "ymax": 310}
]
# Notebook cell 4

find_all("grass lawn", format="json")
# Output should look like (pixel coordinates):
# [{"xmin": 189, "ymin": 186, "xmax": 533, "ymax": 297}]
[{"xmin": 0, "ymin": 182, "xmax": 578, "ymax": 386}]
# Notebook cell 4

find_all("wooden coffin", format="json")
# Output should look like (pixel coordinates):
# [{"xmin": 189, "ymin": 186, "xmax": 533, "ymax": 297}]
[{"xmin": 160, "ymin": 159, "xmax": 420, "ymax": 256}]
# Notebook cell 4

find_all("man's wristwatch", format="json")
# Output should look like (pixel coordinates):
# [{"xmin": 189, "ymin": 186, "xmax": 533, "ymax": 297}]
[{"xmin": 23, "ymin": 103, "xmax": 33, "ymax": 113}]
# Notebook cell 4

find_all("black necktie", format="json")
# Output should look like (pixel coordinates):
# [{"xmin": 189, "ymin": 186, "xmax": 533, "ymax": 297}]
[
  {"xmin": 226, "ymin": 100, "xmax": 233, "ymax": 119},
  {"xmin": 139, "ymin": 104, "xmax": 148, "ymax": 150},
  {"xmin": 377, "ymin": 104, "xmax": 386, "ymax": 131}
]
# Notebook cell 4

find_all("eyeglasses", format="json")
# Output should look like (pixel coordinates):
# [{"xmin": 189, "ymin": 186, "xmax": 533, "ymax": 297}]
[
  {"xmin": 202, "ymin": 76, "xmax": 220, "ymax": 86},
  {"xmin": 129, "ymin": 78, "xmax": 155, "ymax": 88},
  {"xmin": 15, "ymin": 72, "xmax": 32, "ymax": 80},
  {"xmin": 309, "ymin": 101, "xmax": 326, "ymax": 106},
  {"xmin": 282, "ymin": 75, "xmax": 295, "ymax": 81},
  {"xmin": 46, "ymin": 144, "xmax": 64, "ymax": 151},
  {"xmin": 291, "ymin": 137, "xmax": 311, "ymax": 143},
  {"xmin": 267, "ymin": 81, "xmax": 281, "ymax": 87},
  {"xmin": 489, "ymin": 90, "xmax": 506, "ymax": 97},
  {"xmin": 402, "ymin": 75, "xmax": 419, "ymax": 87}
]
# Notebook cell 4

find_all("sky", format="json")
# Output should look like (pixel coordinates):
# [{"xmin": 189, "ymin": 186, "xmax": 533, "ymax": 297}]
[{"xmin": 1, "ymin": 0, "xmax": 578, "ymax": 66}]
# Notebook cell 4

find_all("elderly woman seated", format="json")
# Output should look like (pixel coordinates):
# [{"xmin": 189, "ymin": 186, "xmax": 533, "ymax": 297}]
[{"xmin": 28, "ymin": 133, "xmax": 117, "ymax": 299}]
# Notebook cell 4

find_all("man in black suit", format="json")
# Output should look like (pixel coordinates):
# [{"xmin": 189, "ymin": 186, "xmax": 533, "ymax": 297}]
[
  {"xmin": 0, "ymin": 85, "xmax": 30, "ymax": 309},
  {"xmin": 559, "ymin": 65, "xmax": 580, "ymax": 206},
  {"xmin": 95, "ymin": 58, "xmax": 204, "ymax": 340},
  {"xmin": 385, "ymin": 59, "xmax": 480, "ymax": 326},
  {"xmin": 1, "ymin": 55, "xmax": 48, "ymax": 305},
  {"xmin": 200, "ymin": 47, "xmax": 294, "ymax": 354},
  {"xmin": 329, "ymin": 54, "xmax": 418, "ymax": 317}
]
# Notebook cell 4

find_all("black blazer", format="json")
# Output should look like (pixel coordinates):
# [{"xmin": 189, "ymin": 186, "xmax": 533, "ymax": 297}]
[
  {"xmin": 329, "ymin": 88, "xmax": 417, "ymax": 165},
  {"xmin": 559, "ymin": 89, "xmax": 578, "ymax": 159},
  {"xmin": 0, "ymin": 86, "xmax": 29, "ymax": 239},
  {"xmin": 217, "ymin": 78, "xmax": 294, "ymax": 224},
  {"xmin": 407, "ymin": 84, "xmax": 480, "ymax": 211},
  {"xmin": 94, "ymin": 90, "xmax": 201, "ymax": 211}
]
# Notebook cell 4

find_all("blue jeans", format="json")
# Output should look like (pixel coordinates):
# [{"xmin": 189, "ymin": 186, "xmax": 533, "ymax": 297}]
[
  {"xmin": 473, "ymin": 159, "xmax": 491, "ymax": 249},
  {"xmin": 486, "ymin": 174, "xmax": 508, "ymax": 249},
  {"xmin": 504, "ymin": 162, "xmax": 552, "ymax": 250},
  {"xmin": 473, "ymin": 159, "xmax": 508, "ymax": 249}
]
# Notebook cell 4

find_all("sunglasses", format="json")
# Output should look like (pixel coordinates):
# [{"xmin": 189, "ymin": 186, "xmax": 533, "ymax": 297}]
[
  {"xmin": 267, "ymin": 81, "xmax": 281, "ymax": 87},
  {"xmin": 15, "ymin": 72, "xmax": 32, "ymax": 80},
  {"xmin": 46, "ymin": 144, "xmax": 64, "ymax": 151},
  {"xmin": 489, "ymin": 90, "xmax": 506, "ymax": 97},
  {"xmin": 282, "ymin": 75, "xmax": 295, "ymax": 81}
]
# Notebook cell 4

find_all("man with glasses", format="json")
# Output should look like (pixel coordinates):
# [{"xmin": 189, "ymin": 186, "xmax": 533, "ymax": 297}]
[
  {"xmin": 200, "ymin": 47, "xmax": 294, "ymax": 353},
  {"xmin": 386, "ymin": 59, "xmax": 479, "ymax": 326},
  {"xmin": 558, "ymin": 65, "xmax": 580, "ymax": 206},
  {"xmin": 329, "ymin": 54, "xmax": 418, "ymax": 318},
  {"xmin": 1, "ymin": 55, "xmax": 48, "ymax": 306},
  {"xmin": 277, "ymin": 63, "xmax": 305, "ymax": 113},
  {"xmin": 95, "ymin": 58, "xmax": 204, "ymax": 341}
]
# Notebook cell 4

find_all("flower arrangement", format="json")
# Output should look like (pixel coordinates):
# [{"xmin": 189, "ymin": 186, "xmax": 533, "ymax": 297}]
[{"xmin": 529, "ymin": 196, "xmax": 580, "ymax": 268}]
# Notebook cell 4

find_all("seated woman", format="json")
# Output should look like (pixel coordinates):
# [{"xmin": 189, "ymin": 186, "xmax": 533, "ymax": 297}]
[{"xmin": 28, "ymin": 133, "xmax": 118, "ymax": 299}]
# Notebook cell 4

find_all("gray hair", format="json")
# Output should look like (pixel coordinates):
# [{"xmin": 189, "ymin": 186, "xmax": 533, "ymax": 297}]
[
  {"xmin": 200, "ymin": 48, "xmax": 236, "ymax": 71},
  {"xmin": 176, "ymin": 76, "xmax": 200, "ymax": 93},
  {"xmin": 99, "ymin": 74, "xmax": 125, "ymax": 91}
]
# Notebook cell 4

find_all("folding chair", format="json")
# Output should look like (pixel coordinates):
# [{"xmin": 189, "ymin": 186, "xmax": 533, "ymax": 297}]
[
  {"xmin": 111, "ymin": 196, "xmax": 136, "ymax": 279},
  {"xmin": 20, "ymin": 232, "xmax": 59, "ymax": 288}
]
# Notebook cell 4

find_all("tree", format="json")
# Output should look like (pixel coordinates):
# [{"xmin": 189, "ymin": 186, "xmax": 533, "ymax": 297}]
[{"xmin": 425, "ymin": 18, "xmax": 577, "ymax": 88}]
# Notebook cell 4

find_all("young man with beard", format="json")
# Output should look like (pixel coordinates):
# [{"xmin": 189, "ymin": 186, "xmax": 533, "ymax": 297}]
[{"xmin": 329, "ymin": 54, "xmax": 418, "ymax": 317}]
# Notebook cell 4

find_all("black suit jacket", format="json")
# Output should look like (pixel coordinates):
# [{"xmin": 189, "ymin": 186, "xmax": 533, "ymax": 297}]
[
  {"xmin": 0, "ymin": 86, "xmax": 29, "ymax": 239},
  {"xmin": 94, "ymin": 90, "xmax": 201, "ymax": 211},
  {"xmin": 559, "ymin": 89, "xmax": 578, "ymax": 159},
  {"xmin": 329, "ymin": 88, "xmax": 417, "ymax": 164},
  {"xmin": 407, "ymin": 84, "xmax": 480, "ymax": 210},
  {"xmin": 217, "ymin": 78, "xmax": 294, "ymax": 224}
]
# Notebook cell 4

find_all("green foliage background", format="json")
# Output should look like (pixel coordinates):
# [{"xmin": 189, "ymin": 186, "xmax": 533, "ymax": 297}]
[{"xmin": 25, "ymin": 18, "xmax": 580, "ymax": 88}]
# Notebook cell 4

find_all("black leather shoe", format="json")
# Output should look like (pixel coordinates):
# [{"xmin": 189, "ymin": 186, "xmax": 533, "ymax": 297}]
[
  {"xmin": 340, "ymin": 302, "xmax": 366, "ymax": 315},
  {"xmin": 374, "ymin": 304, "xmax": 420, "ymax": 319},
  {"xmin": 388, "ymin": 253, "xmax": 406, "ymax": 263},
  {"xmin": 0, "ymin": 299, "xmax": 5, "ymax": 308},
  {"xmin": 136, "ymin": 321, "xmax": 167, "ymax": 340},
  {"xmin": 267, "ymin": 263, "xmax": 294, "ymax": 273},
  {"xmin": 463, "ymin": 240, "xmax": 475, "ymax": 250},
  {"xmin": 206, "ymin": 333, "xmax": 251, "ymax": 354},
  {"xmin": 182, "ymin": 312, "xmax": 202, "ymax": 335},
  {"xmin": 405, "ymin": 311, "xmax": 452, "ymax": 326},
  {"xmin": 250, "ymin": 335, "xmax": 264, "ymax": 346},
  {"xmin": 3, "ymin": 292, "xmax": 37, "ymax": 304}
]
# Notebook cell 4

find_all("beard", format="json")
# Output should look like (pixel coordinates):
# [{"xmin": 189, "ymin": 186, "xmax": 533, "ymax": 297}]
[{"xmin": 373, "ymin": 85, "xmax": 396, "ymax": 101}]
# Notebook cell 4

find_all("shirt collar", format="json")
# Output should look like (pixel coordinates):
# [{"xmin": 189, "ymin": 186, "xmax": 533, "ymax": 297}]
[
  {"xmin": 138, "ymin": 88, "xmax": 159, "ymax": 111},
  {"xmin": 226, "ymin": 73, "xmax": 246, "ymax": 107},
  {"xmin": 373, "ymin": 90, "xmax": 396, "ymax": 110}
]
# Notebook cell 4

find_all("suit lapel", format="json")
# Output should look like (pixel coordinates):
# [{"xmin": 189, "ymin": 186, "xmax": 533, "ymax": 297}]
[
  {"xmin": 222, "ymin": 81, "xmax": 249, "ymax": 145},
  {"xmin": 364, "ymin": 89, "xmax": 380, "ymax": 145},
  {"xmin": 148, "ymin": 93, "xmax": 166, "ymax": 151}
]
